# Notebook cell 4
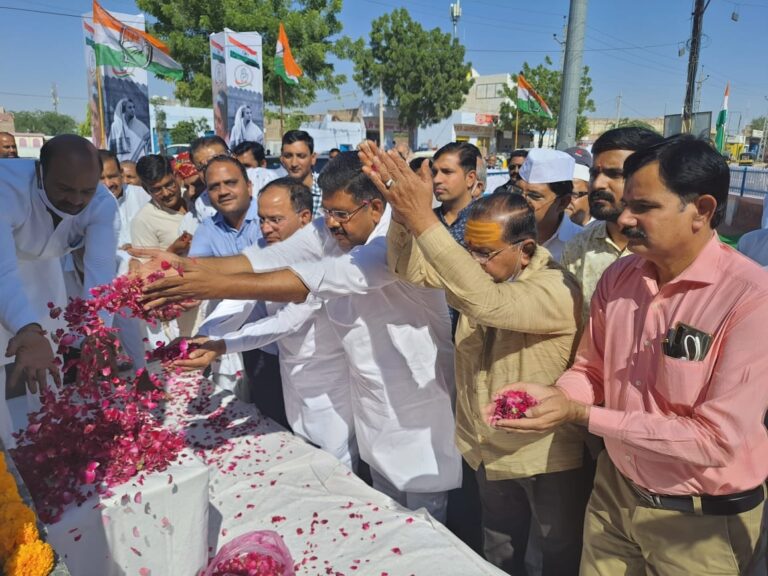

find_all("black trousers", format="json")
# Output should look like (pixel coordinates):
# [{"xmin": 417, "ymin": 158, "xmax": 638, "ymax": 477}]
[{"xmin": 242, "ymin": 349, "xmax": 288, "ymax": 429}]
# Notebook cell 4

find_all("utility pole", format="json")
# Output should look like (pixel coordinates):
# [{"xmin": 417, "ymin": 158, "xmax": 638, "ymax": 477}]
[
  {"xmin": 379, "ymin": 82, "xmax": 385, "ymax": 149},
  {"xmin": 759, "ymin": 96, "xmax": 768, "ymax": 165},
  {"xmin": 450, "ymin": 0, "xmax": 461, "ymax": 41},
  {"xmin": 615, "ymin": 92, "xmax": 622, "ymax": 127},
  {"xmin": 694, "ymin": 66, "xmax": 710, "ymax": 113},
  {"xmin": 682, "ymin": 0, "xmax": 709, "ymax": 133},
  {"xmin": 556, "ymin": 0, "xmax": 588, "ymax": 150},
  {"xmin": 51, "ymin": 82, "xmax": 59, "ymax": 113}
]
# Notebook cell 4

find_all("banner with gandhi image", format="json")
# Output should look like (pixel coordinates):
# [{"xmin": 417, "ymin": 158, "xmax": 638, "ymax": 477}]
[
  {"xmin": 83, "ymin": 9, "xmax": 151, "ymax": 163},
  {"xmin": 210, "ymin": 29, "xmax": 264, "ymax": 148}
]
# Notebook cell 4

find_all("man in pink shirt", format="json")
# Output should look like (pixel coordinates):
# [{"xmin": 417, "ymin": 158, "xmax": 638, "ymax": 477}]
[{"xmin": 491, "ymin": 135, "xmax": 767, "ymax": 575}]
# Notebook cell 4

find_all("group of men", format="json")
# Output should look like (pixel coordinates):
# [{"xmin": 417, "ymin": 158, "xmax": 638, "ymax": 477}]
[{"xmin": 0, "ymin": 124, "xmax": 766, "ymax": 576}]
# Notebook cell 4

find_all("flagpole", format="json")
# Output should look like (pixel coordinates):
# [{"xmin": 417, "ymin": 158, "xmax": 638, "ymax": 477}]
[
  {"xmin": 514, "ymin": 106, "xmax": 519, "ymax": 150},
  {"xmin": 279, "ymin": 81, "xmax": 284, "ymax": 136},
  {"xmin": 96, "ymin": 66, "xmax": 106, "ymax": 147}
]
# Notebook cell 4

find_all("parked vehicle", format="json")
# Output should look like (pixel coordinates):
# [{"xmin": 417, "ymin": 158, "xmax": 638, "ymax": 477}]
[{"xmin": 738, "ymin": 152, "xmax": 755, "ymax": 167}]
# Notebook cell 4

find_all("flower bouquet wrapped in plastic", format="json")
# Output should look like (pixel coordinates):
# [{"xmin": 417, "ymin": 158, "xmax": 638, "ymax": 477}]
[{"xmin": 204, "ymin": 531, "xmax": 295, "ymax": 576}]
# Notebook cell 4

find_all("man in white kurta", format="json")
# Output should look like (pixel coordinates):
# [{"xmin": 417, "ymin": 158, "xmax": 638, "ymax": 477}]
[
  {"xmin": 139, "ymin": 153, "xmax": 461, "ymax": 522},
  {"xmin": 0, "ymin": 136, "xmax": 118, "ymax": 446},
  {"xmin": 189, "ymin": 175, "xmax": 356, "ymax": 469}
]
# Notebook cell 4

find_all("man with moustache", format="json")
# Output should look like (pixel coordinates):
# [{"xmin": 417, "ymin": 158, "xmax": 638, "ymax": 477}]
[
  {"xmin": 0, "ymin": 135, "xmax": 118, "ymax": 446},
  {"xmin": 493, "ymin": 136, "xmax": 768, "ymax": 576},
  {"xmin": 564, "ymin": 147, "xmax": 593, "ymax": 227},
  {"xmin": 561, "ymin": 127, "xmax": 663, "ymax": 323},
  {"xmin": 137, "ymin": 152, "xmax": 461, "ymax": 521},
  {"xmin": 493, "ymin": 149, "xmax": 528, "ymax": 194}
]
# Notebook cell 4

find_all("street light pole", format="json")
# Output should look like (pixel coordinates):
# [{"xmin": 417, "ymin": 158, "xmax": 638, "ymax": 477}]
[{"xmin": 555, "ymin": 0, "xmax": 588, "ymax": 150}]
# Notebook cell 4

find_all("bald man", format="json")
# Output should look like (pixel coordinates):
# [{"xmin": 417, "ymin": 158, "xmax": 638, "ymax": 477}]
[
  {"xmin": 0, "ymin": 132, "xmax": 18, "ymax": 158},
  {"xmin": 0, "ymin": 135, "xmax": 118, "ymax": 446}
]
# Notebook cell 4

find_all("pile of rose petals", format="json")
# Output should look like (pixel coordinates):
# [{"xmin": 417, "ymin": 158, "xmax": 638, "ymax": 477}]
[
  {"xmin": 491, "ymin": 390, "xmax": 539, "ymax": 423},
  {"xmin": 11, "ymin": 270, "xmax": 189, "ymax": 523}
]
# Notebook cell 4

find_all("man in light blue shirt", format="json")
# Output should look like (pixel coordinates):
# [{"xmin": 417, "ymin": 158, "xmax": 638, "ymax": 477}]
[
  {"xmin": 189, "ymin": 156, "xmax": 264, "ymax": 258},
  {"xmin": 188, "ymin": 156, "xmax": 288, "ymax": 425}
]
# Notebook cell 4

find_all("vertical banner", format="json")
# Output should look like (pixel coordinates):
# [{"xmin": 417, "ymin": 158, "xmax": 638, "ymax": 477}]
[
  {"xmin": 83, "ymin": 9, "xmax": 151, "ymax": 162},
  {"xmin": 210, "ymin": 29, "xmax": 264, "ymax": 147},
  {"xmin": 82, "ymin": 20, "xmax": 103, "ymax": 149}
]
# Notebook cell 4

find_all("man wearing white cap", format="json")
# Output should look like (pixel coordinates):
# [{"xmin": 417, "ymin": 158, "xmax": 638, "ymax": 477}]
[
  {"xmin": 518, "ymin": 148, "xmax": 583, "ymax": 261},
  {"xmin": 565, "ymin": 147, "xmax": 594, "ymax": 227}
]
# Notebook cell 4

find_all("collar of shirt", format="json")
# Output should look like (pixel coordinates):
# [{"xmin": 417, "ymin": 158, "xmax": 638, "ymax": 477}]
[
  {"xmin": 635, "ymin": 232, "xmax": 720, "ymax": 291},
  {"xmin": 211, "ymin": 197, "xmax": 259, "ymax": 234},
  {"xmin": 543, "ymin": 213, "xmax": 582, "ymax": 247},
  {"xmin": 592, "ymin": 220, "xmax": 625, "ymax": 253},
  {"xmin": 434, "ymin": 200, "xmax": 474, "ymax": 245}
]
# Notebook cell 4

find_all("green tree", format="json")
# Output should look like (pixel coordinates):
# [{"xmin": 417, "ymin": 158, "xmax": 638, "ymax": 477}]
[
  {"xmin": 135, "ymin": 0, "xmax": 350, "ymax": 108},
  {"xmin": 351, "ymin": 8, "xmax": 473, "ymax": 140},
  {"xmin": 12, "ymin": 110, "xmax": 78, "ymax": 136},
  {"xmin": 265, "ymin": 109, "xmax": 308, "ymax": 132},
  {"xmin": 498, "ymin": 57, "xmax": 595, "ymax": 147},
  {"xmin": 78, "ymin": 106, "xmax": 92, "ymax": 138},
  {"xmin": 749, "ymin": 115, "xmax": 767, "ymax": 133},
  {"xmin": 151, "ymin": 96, "xmax": 168, "ymax": 155},
  {"xmin": 169, "ymin": 118, "xmax": 211, "ymax": 144}
]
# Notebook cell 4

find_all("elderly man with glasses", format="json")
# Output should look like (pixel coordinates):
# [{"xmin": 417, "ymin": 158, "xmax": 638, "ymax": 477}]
[
  {"xmin": 133, "ymin": 151, "xmax": 462, "ymax": 522},
  {"xmin": 369, "ymin": 142, "xmax": 589, "ymax": 576}
]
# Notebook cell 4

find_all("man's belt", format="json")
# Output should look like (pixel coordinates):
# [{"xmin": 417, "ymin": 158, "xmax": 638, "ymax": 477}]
[{"xmin": 629, "ymin": 481, "xmax": 765, "ymax": 516}]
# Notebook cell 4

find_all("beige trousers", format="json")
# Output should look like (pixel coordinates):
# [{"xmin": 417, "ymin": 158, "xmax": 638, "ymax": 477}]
[{"xmin": 581, "ymin": 451, "xmax": 764, "ymax": 576}]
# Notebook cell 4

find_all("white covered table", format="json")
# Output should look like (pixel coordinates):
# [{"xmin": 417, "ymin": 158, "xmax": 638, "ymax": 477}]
[{"xmin": 9, "ymin": 374, "xmax": 506, "ymax": 576}]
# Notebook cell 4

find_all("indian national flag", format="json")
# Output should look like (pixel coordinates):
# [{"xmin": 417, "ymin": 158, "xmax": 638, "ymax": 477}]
[
  {"xmin": 274, "ymin": 22, "xmax": 302, "ymax": 85},
  {"xmin": 517, "ymin": 74, "xmax": 553, "ymax": 119},
  {"xmin": 715, "ymin": 83, "xmax": 729, "ymax": 153},
  {"xmin": 92, "ymin": 0, "xmax": 183, "ymax": 81}
]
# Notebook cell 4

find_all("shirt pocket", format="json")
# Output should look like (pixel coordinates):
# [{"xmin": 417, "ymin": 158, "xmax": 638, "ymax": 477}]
[{"xmin": 653, "ymin": 355, "xmax": 708, "ymax": 413}]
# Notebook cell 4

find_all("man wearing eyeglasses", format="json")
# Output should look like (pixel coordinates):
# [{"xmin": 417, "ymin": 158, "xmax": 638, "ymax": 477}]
[
  {"xmin": 518, "ymin": 148, "xmax": 583, "ymax": 262},
  {"xmin": 368, "ymin": 143, "xmax": 587, "ymax": 575},
  {"xmin": 564, "ymin": 147, "xmax": 594, "ymax": 227},
  {"xmin": 135, "ymin": 151, "xmax": 461, "ymax": 522},
  {"xmin": 560, "ymin": 127, "xmax": 663, "ymax": 324},
  {"xmin": 177, "ymin": 174, "xmax": 357, "ymax": 469}
]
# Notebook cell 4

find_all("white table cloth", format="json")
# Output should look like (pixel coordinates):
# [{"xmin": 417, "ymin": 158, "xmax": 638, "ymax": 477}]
[{"xmin": 9, "ymin": 374, "xmax": 506, "ymax": 576}]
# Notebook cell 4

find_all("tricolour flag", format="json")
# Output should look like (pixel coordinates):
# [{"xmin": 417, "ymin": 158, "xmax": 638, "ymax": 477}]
[
  {"xmin": 229, "ymin": 34, "xmax": 260, "ymax": 69},
  {"xmin": 715, "ymin": 83, "xmax": 729, "ymax": 153},
  {"xmin": 517, "ymin": 74, "xmax": 553, "ymax": 119},
  {"xmin": 92, "ymin": 0, "xmax": 183, "ymax": 81},
  {"xmin": 274, "ymin": 23, "xmax": 302, "ymax": 85}
]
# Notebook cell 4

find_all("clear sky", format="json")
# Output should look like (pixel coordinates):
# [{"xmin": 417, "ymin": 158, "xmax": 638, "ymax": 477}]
[{"xmin": 1, "ymin": 0, "xmax": 766, "ymax": 131}]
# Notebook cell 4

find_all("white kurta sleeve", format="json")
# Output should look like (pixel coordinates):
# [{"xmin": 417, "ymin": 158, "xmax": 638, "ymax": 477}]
[
  {"xmin": 0, "ymin": 220, "xmax": 38, "ymax": 333},
  {"xmin": 209, "ymin": 299, "xmax": 321, "ymax": 355},
  {"xmin": 290, "ymin": 234, "xmax": 396, "ymax": 298}
]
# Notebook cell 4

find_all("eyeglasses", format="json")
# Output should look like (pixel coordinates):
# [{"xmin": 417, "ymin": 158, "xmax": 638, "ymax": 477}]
[
  {"xmin": 147, "ymin": 180, "xmax": 177, "ymax": 195},
  {"xmin": 259, "ymin": 215, "xmax": 288, "ymax": 226},
  {"xmin": 467, "ymin": 241, "xmax": 523, "ymax": 264},
  {"xmin": 320, "ymin": 201, "xmax": 370, "ymax": 223}
]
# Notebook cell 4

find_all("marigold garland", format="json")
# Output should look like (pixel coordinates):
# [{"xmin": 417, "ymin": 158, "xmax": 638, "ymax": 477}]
[
  {"xmin": 3, "ymin": 539, "xmax": 55, "ymax": 576},
  {"xmin": 0, "ymin": 455, "xmax": 52, "ymax": 575}
]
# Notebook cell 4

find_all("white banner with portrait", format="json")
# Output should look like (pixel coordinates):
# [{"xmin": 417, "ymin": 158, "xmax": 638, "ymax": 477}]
[
  {"xmin": 210, "ymin": 30, "xmax": 264, "ymax": 148},
  {"xmin": 83, "ymin": 10, "xmax": 151, "ymax": 162}
]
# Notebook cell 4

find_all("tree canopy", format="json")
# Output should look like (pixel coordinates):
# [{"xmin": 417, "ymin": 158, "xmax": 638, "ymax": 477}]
[
  {"xmin": 170, "ymin": 118, "xmax": 211, "ymax": 144},
  {"xmin": 498, "ymin": 57, "xmax": 595, "ymax": 146},
  {"xmin": 351, "ymin": 8, "xmax": 473, "ymax": 132},
  {"xmin": 12, "ymin": 110, "xmax": 78, "ymax": 136},
  {"xmin": 135, "ymin": 0, "xmax": 350, "ymax": 109}
]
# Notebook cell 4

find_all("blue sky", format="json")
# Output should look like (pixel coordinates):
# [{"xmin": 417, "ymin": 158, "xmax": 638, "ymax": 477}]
[{"xmin": 1, "ymin": 0, "xmax": 766, "ymax": 130}]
